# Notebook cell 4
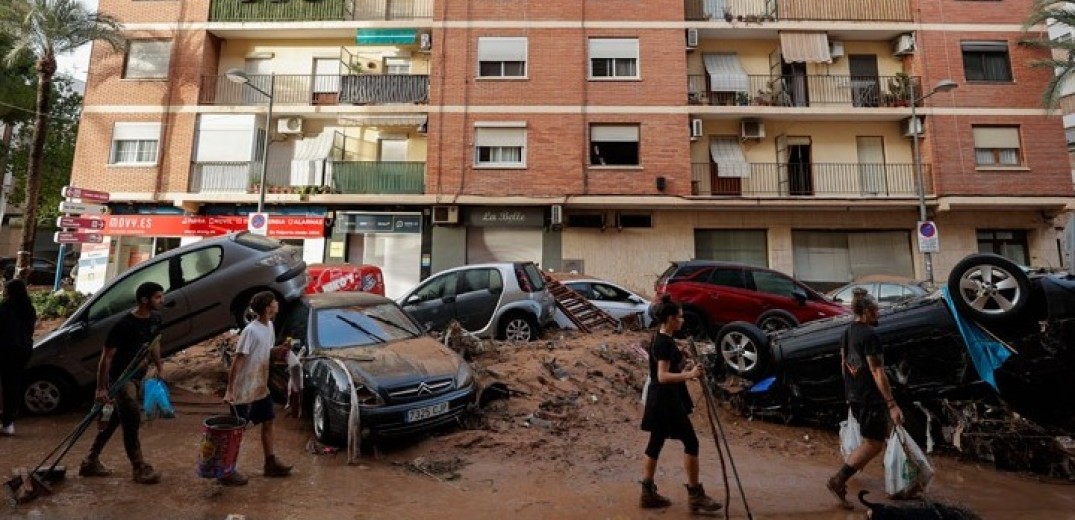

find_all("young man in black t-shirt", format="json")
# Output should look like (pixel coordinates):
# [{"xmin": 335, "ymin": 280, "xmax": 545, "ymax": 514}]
[
  {"xmin": 79, "ymin": 282, "xmax": 166, "ymax": 485},
  {"xmin": 826, "ymin": 288, "xmax": 904, "ymax": 509}
]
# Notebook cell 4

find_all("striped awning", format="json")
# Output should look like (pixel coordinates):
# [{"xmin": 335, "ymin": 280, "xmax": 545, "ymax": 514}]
[
  {"xmin": 779, "ymin": 32, "xmax": 832, "ymax": 63},
  {"xmin": 710, "ymin": 138, "xmax": 751, "ymax": 178},
  {"xmin": 337, "ymin": 114, "xmax": 428, "ymax": 127},
  {"xmin": 356, "ymin": 28, "xmax": 417, "ymax": 46},
  {"xmin": 703, "ymin": 53, "xmax": 749, "ymax": 93}
]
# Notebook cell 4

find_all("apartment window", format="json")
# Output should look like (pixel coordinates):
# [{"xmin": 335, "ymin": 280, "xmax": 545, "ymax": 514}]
[
  {"xmin": 477, "ymin": 37, "xmax": 527, "ymax": 78},
  {"xmin": 124, "ymin": 40, "xmax": 172, "ymax": 79},
  {"xmin": 110, "ymin": 122, "xmax": 161, "ymax": 165},
  {"xmin": 590, "ymin": 124, "xmax": 640, "ymax": 166},
  {"xmin": 384, "ymin": 57, "xmax": 411, "ymax": 75},
  {"xmin": 474, "ymin": 124, "xmax": 526, "ymax": 167},
  {"xmin": 588, "ymin": 38, "xmax": 639, "ymax": 79},
  {"xmin": 961, "ymin": 41, "xmax": 1012, "ymax": 82},
  {"xmin": 972, "ymin": 126, "xmax": 1022, "ymax": 166},
  {"xmin": 977, "ymin": 229, "xmax": 1029, "ymax": 266}
]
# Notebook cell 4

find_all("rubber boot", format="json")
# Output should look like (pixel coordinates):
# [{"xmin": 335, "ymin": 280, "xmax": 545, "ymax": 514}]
[
  {"xmin": 826, "ymin": 473, "xmax": 852, "ymax": 510},
  {"xmin": 132, "ymin": 463, "xmax": 161, "ymax": 485},
  {"xmin": 639, "ymin": 479, "xmax": 672, "ymax": 509},
  {"xmin": 78, "ymin": 457, "xmax": 113, "ymax": 477},
  {"xmin": 685, "ymin": 483, "xmax": 723, "ymax": 514},
  {"xmin": 263, "ymin": 455, "xmax": 292, "ymax": 477}
]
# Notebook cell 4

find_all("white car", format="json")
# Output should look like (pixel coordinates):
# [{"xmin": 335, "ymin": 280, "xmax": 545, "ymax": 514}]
[{"xmin": 553, "ymin": 278, "xmax": 653, "ymax": 329}]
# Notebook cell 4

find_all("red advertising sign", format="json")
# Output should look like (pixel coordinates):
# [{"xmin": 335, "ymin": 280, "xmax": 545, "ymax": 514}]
[
  {"xmin": 54, "ymin": 231, "xmax": 104, "ymax": 244},
  {"xmin": 62, "ymin": 186, "xmax": 110, "ymax": 202},
  {"xmin": 58, "ymin": 216, "xmax": 106, "ymax": 230},
  {"xmin": 306, "ymin": 264, "xmax": 385, "ymax": 296},
  {"xmin": 101, "ymin": 215, "xmax": 325, "ymax": 238}
]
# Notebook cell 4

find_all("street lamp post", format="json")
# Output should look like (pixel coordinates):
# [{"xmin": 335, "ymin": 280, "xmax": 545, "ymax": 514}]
[
  {"xmin": 907, "ymin": 78, "xmax": 958, "ymax": 286},
  {"xmin": 226, "ymin": 69, "xmax": 275, "ymax": 213}
]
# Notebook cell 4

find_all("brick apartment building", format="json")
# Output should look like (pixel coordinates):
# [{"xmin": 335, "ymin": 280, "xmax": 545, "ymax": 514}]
[{"xmin": 69, "ymin": 0, "xmax": 1074, "ymax": 297}]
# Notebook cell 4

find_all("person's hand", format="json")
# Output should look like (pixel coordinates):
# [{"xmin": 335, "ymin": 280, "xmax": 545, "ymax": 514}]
[
  {"xmin": 222, "ymin": 390, "xmax": 234, "ymax": 404},
  {"xmin": 687, "ymin": 364, "xmax": 703, "ymax": 381},
  {"xmin": 889, "ymin": 404, "xmax": 904, "ymax": 426},
  {"xmin": 95, "ymin": 388, "xmax": 109, "ymax": 404}
]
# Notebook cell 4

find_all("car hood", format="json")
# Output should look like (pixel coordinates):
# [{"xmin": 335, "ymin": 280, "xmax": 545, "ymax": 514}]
[{"xmin": 312, "ymin": 335, "xmax": 461, "ymax": 383}]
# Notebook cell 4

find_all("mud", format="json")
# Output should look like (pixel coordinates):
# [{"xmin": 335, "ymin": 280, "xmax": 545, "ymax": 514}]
[{"xmin": 3, "ymin": 330, "xmax": 1074, "ymax": 519}]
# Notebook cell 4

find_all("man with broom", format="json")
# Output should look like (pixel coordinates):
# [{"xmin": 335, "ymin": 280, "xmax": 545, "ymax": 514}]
[{"xmin": 78, "ymin": 282, "xmax": 166, "ymax": 485}]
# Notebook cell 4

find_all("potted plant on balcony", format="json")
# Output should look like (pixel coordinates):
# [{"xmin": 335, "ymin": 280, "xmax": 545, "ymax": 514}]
[
  {"xmin": 736, "ymin": 91, "xmax": 750, "ymax": 106},
  {"xmin": 886, "ymin": 73, "xmax": 912, "ymax": 107}
]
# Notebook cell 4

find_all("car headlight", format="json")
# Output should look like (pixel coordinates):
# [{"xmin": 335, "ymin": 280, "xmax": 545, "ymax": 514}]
[
  {"xmin": 455, "ymin": 363, "xmax": 474, "ymax": 389},
  {"xmin": 258, "ymin": 251, "xmax": 292, "ymax": 267},
  {"xmin": 353, "ymin": 383, "xmax": 385, "ymax": 407}
]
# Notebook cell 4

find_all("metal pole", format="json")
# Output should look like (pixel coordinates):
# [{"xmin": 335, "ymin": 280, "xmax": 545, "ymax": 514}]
[
  {"xmin": 910, "ymin": 82, "xmax": 934, "ymax": 286},
  {"xmin": 256, "ymin": 73, "xmax": 275, "ymax": 214},
  {"xmin": 52, "ymin": 242, "xmax": 66, "ymax": 291}
]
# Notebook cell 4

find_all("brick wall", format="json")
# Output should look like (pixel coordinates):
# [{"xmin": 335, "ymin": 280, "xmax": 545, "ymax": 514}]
[
  {"xmin": 912, "ymin": 0, "xmax": 1040, "ymax": 25},
  {"xmin": 83, "ymin": 30, "xmax": 211, "ymax": 108},
  {"xmin": 438, "ymin": 0, "xmax": 684, "ymax": 22},
  {"xmin": 98, "ymin": 0, "xmax": 209, "ymax": 23},
  {"xmin": 70, "ymin": 112, "xmax": 197, "ymax": 195}
]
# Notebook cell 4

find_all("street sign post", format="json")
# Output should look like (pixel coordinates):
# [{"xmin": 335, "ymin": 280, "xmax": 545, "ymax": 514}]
[
  {"xmin": 917, "ymin": 221, "xmax": 940, "ymax": 254},
  {"xmin": 55, "ymin": 187, "xmax": 111, "ymax": 291},
  {"xmin": 248, "ymin": 212, "xmax": 269, "ymax": 236},
  {"xmin": 57, "ymin": 216, "xmax": 105, "ymax": 230},
  {"xmin": 58, "ymin": 201, "xmax": 110, "ymax": 215},
  {"xmin": 54, "ymin": 231, "xmax": 104, "ymax": 244},
  {"xmin": 61, "ymin": 186, "xmax": 110, "ymax": 203}
]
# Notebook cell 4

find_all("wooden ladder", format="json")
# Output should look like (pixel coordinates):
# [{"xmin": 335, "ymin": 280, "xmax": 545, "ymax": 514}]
[{"xmin": 543, "ymin": 274, "xmax": 621, "ymax": 333}]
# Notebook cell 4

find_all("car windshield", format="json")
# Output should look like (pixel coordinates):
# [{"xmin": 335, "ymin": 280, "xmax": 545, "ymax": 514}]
[{"xmin": 315, "ymin": 303, "xmax": 422, "ymax": 349}]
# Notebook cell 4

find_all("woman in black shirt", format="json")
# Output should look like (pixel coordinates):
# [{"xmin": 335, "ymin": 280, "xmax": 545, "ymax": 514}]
[
  {"xmin": 638, "ymin": 295, "xmax": 722, "ymax": 513},
  {"xmin": 0, "ymin": 279, "xmax": 36, "ymax": 436}
]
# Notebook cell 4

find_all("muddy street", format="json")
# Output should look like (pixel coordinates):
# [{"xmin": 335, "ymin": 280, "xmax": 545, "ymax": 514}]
[{"xmin": 3, "ymin": 332, "xmax": 1074, "ymax": 519}]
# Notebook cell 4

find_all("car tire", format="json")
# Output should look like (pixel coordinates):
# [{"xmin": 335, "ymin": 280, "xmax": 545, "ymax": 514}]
[
  {"xmin": 756, "ymin": 310, "xmax": 799, "ymax": 334},
  {"xmin": 716, "ymin": 322, "xmax": 771, "ymax": 381},
  {"xmin": 22, "ymin": 370, "xmax": 74, "ymax": 415},
  {"xmin": 947, "ymin": 253, "xmax": 1031, "ymax": 324},
  {"xmin": 312, "ymin": 392, "xmax": 343, "ymax": 446},
  {"xmin": 499, "ymin": 313, "xmax": 539, "ymax": 342},
  {"xmin": 678, "ymin": 308, "xmax": 711, "ymax": 341}
]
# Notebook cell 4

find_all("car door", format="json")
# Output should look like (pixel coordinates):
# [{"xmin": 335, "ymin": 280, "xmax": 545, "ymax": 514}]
[
  {"xmin": 702, "ymin": 267, "xmax": 759, "ymax": 325},
  {"xmin": 400, "ymin": 271, "xmax": 460, "ymax": 331},
  {"xmin": 454, "ymin": 268, "xmax": 503, "ymax": 331},
  {"xmin": 746, "ymin": 269, "xmax": 802, "ymax": 321},
  {"xmin": 173, "ymin": 246, "xmax": 227, "ymax": 344}
]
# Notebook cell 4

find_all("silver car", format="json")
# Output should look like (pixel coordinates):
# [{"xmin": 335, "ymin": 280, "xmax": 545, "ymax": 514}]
[
  {"xmin": 397, "ymin": 262, "xmax": 556, "ymax": 341},
  {"xmin": 24, "ymin": 232, "xmax": 308, "ymax": 414}
]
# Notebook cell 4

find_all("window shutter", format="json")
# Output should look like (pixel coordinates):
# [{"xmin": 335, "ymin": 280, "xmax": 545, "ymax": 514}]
[
  {"xmin": 474, "ymin": 127, "xmax": 526, "ymax": 147},
  {"xmin": 113, "ymin": 122, "xmax": 162, "ymax": 141},
  {"xmin": 972, "ymin": 126, "xmax": 1019, "ymax": 148},
  {"xmin": 477, "ymin": 37, "xmax": 527, "ymax": 62},
  {"xmin": 588, "ymin": 38, "xmax": 638, "ymax": 60},
  {"xmin": 961, "ymin": 41, "xmax": 1008, "ymax": 53},
  {"xmin": 590, "ymin": 125, "xmax": 639, "ymax": 142}
]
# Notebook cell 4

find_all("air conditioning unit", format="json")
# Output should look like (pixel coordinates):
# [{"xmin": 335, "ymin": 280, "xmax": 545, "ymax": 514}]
[
  {"xmin": 893, "ymin": 33, "xmax": 915, "ymax": 56},
  {"xmin": 690, "ymin": 118, "xmax": 704, "ymax": 140},
  {"xmin": 432, "ymin": 205, "xmax": 459, "ymax": 225},
  {"xmin": 686, "ymin": 28, "xmax": 699, "ymax": 49},
  {"xmin": 278, "ymin": 117, "xmax": 304, "ymax": 135},
  {"xmin": 829, "ymin": 40, "xmax": 845, "ymax": 60},
  {"xmin": 416, "ymin": 121, "xmax": 428, "ymax": 135},
  {"xmin": 740, "ymin": 119, "xmax": 765, "ymax": 139},
  {"xmin": 901, "ymin": 116, "xmax": 923, "ymax": 138},
  {"xmin": 550, "ymin": 205, "xmax": 563, "ymax": 228},
  {"xmin": 419, "ymin": 33, "xmax": 432, "ymax": 52}
]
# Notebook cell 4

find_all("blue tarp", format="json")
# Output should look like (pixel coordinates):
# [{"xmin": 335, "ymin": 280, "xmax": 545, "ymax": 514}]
[
  {"xmin": 356, "ymin": 29, "xmax": 417, "ymax": 46},
  {"xmin": 940, "ymin": 287, "xmax": 1013, "ymax": 391}
]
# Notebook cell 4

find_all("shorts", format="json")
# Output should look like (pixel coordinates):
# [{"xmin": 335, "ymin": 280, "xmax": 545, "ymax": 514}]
[
  {"xmin": 234, "ymin": 396, "xmax": 275, "ymax": 426},
  {"xmin": 850, "ymin": 401, "xmax": 889, "ymax": 442}
]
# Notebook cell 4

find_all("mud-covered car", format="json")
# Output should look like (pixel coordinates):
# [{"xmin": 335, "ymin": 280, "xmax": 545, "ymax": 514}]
[
  {"xmin": 273, "ymin": 292, "xmax": 477, "ymax": 449},
  {"xmin": 712, "ymin": 253, "xmax": 1075, "ymax": 432}
]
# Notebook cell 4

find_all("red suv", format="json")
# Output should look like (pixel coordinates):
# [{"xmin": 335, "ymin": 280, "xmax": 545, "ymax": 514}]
[{"xmin": 654, "ymin": 260, "xmax": 848, "ymax": 340}]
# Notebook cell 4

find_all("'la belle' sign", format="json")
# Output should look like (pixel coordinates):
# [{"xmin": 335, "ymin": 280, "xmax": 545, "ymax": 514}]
[{"xmin": 468, "ymin": 207, "xmax": 544, "ymax": 227}]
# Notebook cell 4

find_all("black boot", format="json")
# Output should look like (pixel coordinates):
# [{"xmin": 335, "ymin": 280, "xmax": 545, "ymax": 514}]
[
  {"xmin": 639, "ymin": 479, "xmax": 672, "ymax": 509},
  {"xmin": 685, "ymin": 483, "xmax": 722, "ymax": 514}
]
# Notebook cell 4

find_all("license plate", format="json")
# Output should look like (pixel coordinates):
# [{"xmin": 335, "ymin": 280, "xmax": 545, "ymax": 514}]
[{"xmin": 405, "ymin": 402, "xmax": 449, "ymax": 423}]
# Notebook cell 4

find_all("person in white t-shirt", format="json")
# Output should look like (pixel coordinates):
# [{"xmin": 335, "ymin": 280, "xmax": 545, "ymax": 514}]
[{"xmin": 222, "ymin": 291, "xmax": 292, "ymax": 485}]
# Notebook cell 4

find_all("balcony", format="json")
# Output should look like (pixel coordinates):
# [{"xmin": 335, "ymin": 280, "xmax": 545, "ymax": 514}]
[
  {"xmin": 684, "ymin": 0, "xmax": 911, "ymax": 22},
  {"xmin": 199, "ymin": 74, "xmax": 429, "ymax": 106},
  {"xmin": 689, "ymin": 162, "xmax": 925, "ymax": 198},
  {"xmin": 209, "ymin": 0, "xmax": 434, "ymax": 22},
  {"xmin": 332, "ymin": 161, "xmax": 425, "ymax": 194},
  {"xmin": 688, "ymin": 74, "xmax": 918, "ymax": 108}
]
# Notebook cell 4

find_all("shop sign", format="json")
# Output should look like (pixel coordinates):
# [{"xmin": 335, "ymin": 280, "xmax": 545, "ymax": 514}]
[
  {"xmin": 335, "ymin": 213, "xmax": 422, "ymax": 234},
  {"xmin": 101, "ymin": 215, "xmax": 325, "ymax": 238},
  {"xmin": 467, "ymin": 207, "xmax": 544, "ymax": 227}
]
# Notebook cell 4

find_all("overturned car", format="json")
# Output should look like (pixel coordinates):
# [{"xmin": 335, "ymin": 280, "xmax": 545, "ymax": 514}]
[{"xmin": 708, "ymin": 254, "xmax": 1075, "ymax": 477}]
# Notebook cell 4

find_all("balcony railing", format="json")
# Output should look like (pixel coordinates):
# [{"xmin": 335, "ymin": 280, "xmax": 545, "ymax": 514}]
[
  {"xmin": 199, "ymin": 74, "xmax": 429, "ymax": 106},
  {"xmin": 190, "ymin": 162, "xmax": 256, "ymax": 193},
  {"xmin": 332, "ymin": 161, "xmax": 425, "ymax": 194},
  {"xmin": 689, "ymin": 162, "xmax": 925, "ymax": 197},
  {"xmin": 209, "ymin": 0, "xmax": 433, "ymax": 22},
  {"xmin": 684, "ymin": 0, "xmax": 910, "ymax": 22},
  {"xmin": 688, "ymin": 74, "xmax": 919, "ymax": 108}
]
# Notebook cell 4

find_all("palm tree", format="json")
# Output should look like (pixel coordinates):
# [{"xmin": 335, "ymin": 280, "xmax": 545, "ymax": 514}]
[
  {"xmin": 1024, "ymin": 0, "xmax": 1075, "ymax": 110},
  {"xmin": 0, "ymin": 0, "xmax": 123, "ymax": 278}
]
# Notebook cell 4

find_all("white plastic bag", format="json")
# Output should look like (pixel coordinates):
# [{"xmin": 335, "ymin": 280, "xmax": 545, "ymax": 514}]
[
  {"xmin": 884, "ymin": 425, "xmax": 935, "ymax": 499},
  {"xmin": 839, "ymin": 408, "xmax": 862, "ymax": 461}
]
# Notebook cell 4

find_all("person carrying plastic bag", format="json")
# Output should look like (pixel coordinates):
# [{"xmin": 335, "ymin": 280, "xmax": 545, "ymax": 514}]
[
  {"xmin": 825, "ymin": 288, "xmax": 905, "ymax": 510},
  {"xmin": 884, "ymin": 425, "xmax": 934, "ymax": 499},
  {"xmin": 143, "ymin": 377, "xmax": 175, "ymax": 420}
]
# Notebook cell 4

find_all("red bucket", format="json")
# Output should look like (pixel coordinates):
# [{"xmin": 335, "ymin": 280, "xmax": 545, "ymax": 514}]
[{"xmin": 197, "ymin": 415, "xmax": 246, "ymax": 478}]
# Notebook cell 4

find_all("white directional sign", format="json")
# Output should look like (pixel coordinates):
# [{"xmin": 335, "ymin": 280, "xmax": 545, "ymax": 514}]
[{"xmin": 59, "ymin": 201, "xmax": 110, "ymax": 215}]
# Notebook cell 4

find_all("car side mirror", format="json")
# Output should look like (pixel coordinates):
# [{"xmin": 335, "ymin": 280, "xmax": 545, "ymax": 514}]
[
  {"xmin": 68, "ymin": 321, "xmax": 88, "ymax": 339},
  {"xmin": 405, "ymin": 294, "xmax": 422, "ymax": 305},
  {"xmin": 832, "ymin": 297, "xmax": 843, "ymax": 303},
  {"xmin": 792, "ymin": 289, "xmax": 808, "ymax": 306}
]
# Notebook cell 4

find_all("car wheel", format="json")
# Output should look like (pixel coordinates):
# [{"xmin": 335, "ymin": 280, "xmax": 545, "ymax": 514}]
[
  {"xmin": 947, "ymin": 253, "xmax": 1031, "ymax": 324},
  {"xmin": 756, "ymin": 310, "xmax": 799, "ymax": 334},
  {"xmin": 678, "ymin": 309, "xmax": 710, "ymax": 341},
  {"xmin": 312, "ymin": 392, "xmax": 341, "ymax": 445},
  {"xmin": 716, "ymin": 322, "xmax": 771, "ymax": 381},
  {"xmin": 499, "ymin": 313, "xmax": 539, "ymax": 342},
  {"xmin": 23, "ymin": 371, "xmax": 73, "ymax": 415}
]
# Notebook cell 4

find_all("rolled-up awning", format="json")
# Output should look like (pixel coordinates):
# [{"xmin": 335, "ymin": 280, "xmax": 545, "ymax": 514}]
[
  {"xmin": 703, "ymin": 53, "xmax": 749, "ymax": 93},
  {"xmin": 337, "ymin": 114, "xmax": 428, "ymax": 127},
  {"xmin": 356, "ymin": 28, "xmax": 417, "ymax": 46},
  {"xmin": 710, "ymin": 138, "xmax": 751, "ymax": 178},
  {"xmin": 779, "ymin": 32, "xmax": 832, "ymax": 63}
]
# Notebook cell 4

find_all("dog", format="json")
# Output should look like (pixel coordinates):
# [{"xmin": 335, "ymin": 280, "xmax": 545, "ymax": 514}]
[{"xmin": 858, "ymin": 491, "xmax": 982, "ymax": 520}]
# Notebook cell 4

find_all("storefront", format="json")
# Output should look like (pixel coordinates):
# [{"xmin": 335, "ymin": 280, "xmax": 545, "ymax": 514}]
[
  {"xmin": 332, "ymin": 212, "xmax": 422, "ymax": 299},
  {"xmin": 465, "ymin": 207, "xmax": 546, "ymax": 264}
]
